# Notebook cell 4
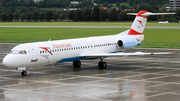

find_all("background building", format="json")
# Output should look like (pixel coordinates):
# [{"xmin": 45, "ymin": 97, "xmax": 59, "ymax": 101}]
[
  {"xmin": 33, "ymin": 0, "xmax": 42, "ymax": 3},
  {"xmin": 169, "ymin": 0, "xmax": 180, "ymax": 10}
]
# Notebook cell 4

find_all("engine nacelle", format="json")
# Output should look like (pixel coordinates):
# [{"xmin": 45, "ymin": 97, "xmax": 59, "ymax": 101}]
[{"xmin": 117, "ymin": 39, "xmax": 141, "ymax": 49}]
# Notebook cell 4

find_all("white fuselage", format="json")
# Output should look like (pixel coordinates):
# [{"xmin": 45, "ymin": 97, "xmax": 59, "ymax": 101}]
[{"xmin": 3, "ymin": 34, "xmax": 143, "ymax": 68}]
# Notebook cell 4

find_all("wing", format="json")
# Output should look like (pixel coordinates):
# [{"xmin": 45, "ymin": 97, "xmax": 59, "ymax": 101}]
[{"xmin": 82, "ymin": 52, "xmax": 174, "ymax": 58}]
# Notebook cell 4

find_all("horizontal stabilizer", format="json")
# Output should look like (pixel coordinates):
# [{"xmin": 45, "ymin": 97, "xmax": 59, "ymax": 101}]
[{"xmin": 127, "ymin": 12, "xmax": 176, "ymax": 16}]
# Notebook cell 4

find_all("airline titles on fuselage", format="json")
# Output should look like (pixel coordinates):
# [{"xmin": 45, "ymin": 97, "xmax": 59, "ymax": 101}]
[{"xmin": 39, "ymin": 43, "xmax": 117, "ymax": 55}]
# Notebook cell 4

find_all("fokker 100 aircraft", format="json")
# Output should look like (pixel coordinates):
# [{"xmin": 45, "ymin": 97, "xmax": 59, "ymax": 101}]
[{"xmin": 2, "ymin": 11, "xmax": 175, "ymax": 76}]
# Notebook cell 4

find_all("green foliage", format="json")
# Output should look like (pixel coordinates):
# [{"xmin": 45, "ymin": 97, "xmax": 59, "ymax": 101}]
[
  {"xmin": 120, "ymin": 5, "xmax": 128, "ymax": 10},
  {"xmin": 26, "ymin": 12, "xmax": 32, "ymax": 21},
  {"xmin": 7, "ymin": 13, "xmax": 14, "ymax": 21},
  {"xmin": 128, "ymin": 0, "xmax": 168, "ymax": 7},
  {"xmin": 138, "ymin": 3, "xmax": 158, "ymax": 12},
  {"xmin": 20, "ymin": 13, "xmax": 25, "ymax": 21},
  {"xmin": 92, "ymin": 6, "xmax": 100, "ymax": 21},
  {"xmin": 2, "ymin": 12, "xmax": 7, "ymax": 21},
  {"xmin": 83, "ymin": 8, "xmax": 92, "ymax": 21},
  {"xmin": 102, "ymin": 2, "xmax": 108, "ymax": 7},
  {"xmin": 109, "ymin": 8, "xmax": 118, "ymax": 21},
  {"xmin": 13, "ymin": 9, "xmax": 20, "ymax": 21},
  {"xmin": 80, "ymin": 0, "xmax": 92, "ymax": 8},
  {"xmin": 32, "ymin": 10, "xmax": 40, "ymax": 21},
  {"xmin": 118, "ymin": 11, "xmax": 128, "ymax": 21},
  {"xmin": 53, "ymin": 12, "xmax": 60, "ymax": 21},
  {"xmin": 39, "ymin": 12, "xmax": 45, "ymax": 21},
  {"xmin": 74, "ymin": 10, "xmax": 83, "ymax": 21},
  {"xmin": 0, "ymin": 13, "xmax": 2, "ymax": 21},
  {"xmin": 68, "ymin": 11, "xmax": 75, "ymax": 20},
  {"xmin": 45, "ymin": 10, "xmax": 53, "ymax": 21},
  {"xmin": 116, "ymin": 2, "xmax": 120, "ymax": 8},
  {"xmin": 60, "ymin": 13, "xmax": 66, "ymax": 20},
  {"xmin": 100, "ymin": 9, "xmax": 109, "ymax": 21}
]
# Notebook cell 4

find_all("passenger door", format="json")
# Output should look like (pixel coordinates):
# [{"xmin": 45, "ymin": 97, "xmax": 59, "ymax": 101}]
[{"xmin": 29, "ymin": 45, "xmax": 38, "ymax": 62}]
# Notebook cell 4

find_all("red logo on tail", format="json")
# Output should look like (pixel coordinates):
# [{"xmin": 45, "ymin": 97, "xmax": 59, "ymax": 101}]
[{"xmin": 137, "ymin": 20, "xmax": 143, "ymax": 27}]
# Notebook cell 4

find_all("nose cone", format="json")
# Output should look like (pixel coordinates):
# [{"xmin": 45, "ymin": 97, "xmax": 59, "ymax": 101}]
[{"xmin": 3, "ymin": 55, "xmax": 13, "ymax": 68}]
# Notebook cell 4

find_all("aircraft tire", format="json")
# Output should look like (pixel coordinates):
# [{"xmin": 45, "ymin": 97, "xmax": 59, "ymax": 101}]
[
  {"xmin": 98, "ymin": 62, "xmax": 107, "ymax": 69},
  {"xmin": 73, "ymin": 60, "xmax": 81, "ymax": 68},
  {"xmin": 21, "ymin": 70, "xmax": 27, "ymax": 76}
]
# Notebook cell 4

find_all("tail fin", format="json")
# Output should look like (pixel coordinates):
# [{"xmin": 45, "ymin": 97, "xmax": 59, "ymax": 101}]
[{"xmin": 127, "ymin": 11, "xmax": 176, "ymax": 35}]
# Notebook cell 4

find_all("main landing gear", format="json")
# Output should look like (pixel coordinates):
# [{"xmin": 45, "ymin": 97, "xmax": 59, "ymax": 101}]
[
  {"xmin": 73, "ymin": 58, "xmax": 107, "ymax": 70},
  {"xmin": 21, "ymin": 70, "xmax": 27, "ymax": 76},
  {"xmin": 73, "ymin": 60, "xmax": 81, "ymax": 68},
  {"xmin": 98, "ymin": 58, "xmax": 107, "ymax": 70}
]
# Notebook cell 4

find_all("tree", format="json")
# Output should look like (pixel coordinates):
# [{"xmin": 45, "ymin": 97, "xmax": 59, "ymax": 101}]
[
  {"xmin": 120, "ymin": 5, "xmax": 128, "ymax": 10},
  {"xmin": 46, "ymin": 10, "xmax": 53, "ymax": 21},
  {"xmin": 53, "ymin": 12, "xmax": 60, "ymax": 21},
  {"xmin": 68, "ymin": 11, "xmax": 75, "ymax": 20},
  {"xmin": 109, "ymin": 8, "xmax": 118, "ymax": 21},
  {"xmin": 92, "ymin": 6, "xmax": 100, "ymax": 21},
  {"xmin": 80, "ymin": 0, "xmax": 92, "ymax": 8},
  {"xmin": 74, "ymin": 10, "xmax": 83, "ymax": 21},
  {"xmin": 26, "ymin": 0, "xmax": 35, "ymax": 7},
  {"xmin": 60, "ymin": 13, "xmax": 66, "ymax": 21},
  {"xmin": 39, "ymin": 12, "xmax": 45, "ymax": 21},
  {"xmin": 100, "ymin": 9, "xmax": 109, "ymax": 21},
  {"xmin": 26, "ymin": 12, "xmax": 32, "ymax": 21},
  {"xmin": 20, "ymin": 13, "xmax": 25, "ymax": 21},
  {"xmin": 7, "ymin": 13, "xmax": 14, "ymax": 21},
  {"xmin": 13, "ymin": 9, "xmax": 20, "ymax": 21},
  {"xmin": 118, "ymin": 11, "xmax": 128, "ymax": 21},
  {"xmin": 32, "ymin": 10, "xmax": 40, "ymax": 21},
  {"xmin": 0, "ymin": 13, "xmax": 2, "ymax": 21},
  {"xmin": 2, "ymin": 12, "xmax": 7, "ymax": 21},
  {"xmin": 116, "ymin": 2, "xmax": 120, "ymax": 8},
  {"xmin": 83, "ymin": 8, "xmax": 92, "ymax": 21},
  {"xmin": 176, "ymin": 9, "xmax": 180, "ymax": 18},
  {"xmin": 108, "ymin": 4, "xmax": 113, "ymax": 8},
  {"xmin": 102, "ymin": 2, "xmax": 108, "ymax": 7}
]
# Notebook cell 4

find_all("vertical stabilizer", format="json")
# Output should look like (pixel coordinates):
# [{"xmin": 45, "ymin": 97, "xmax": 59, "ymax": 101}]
[
  {"xmin": 128, "ymin": 11, "xmax": 149, "ymax": 35},
  {"xmin": 127, "ymin": 11, "xmax": 176, "ymax": 35}
]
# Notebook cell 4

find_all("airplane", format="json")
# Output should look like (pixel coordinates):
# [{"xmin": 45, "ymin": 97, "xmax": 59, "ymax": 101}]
[
  {"xmin": 2, "ymin": 11, "xmax": 176, "ymax": 76},
  {"xmin": 158, "ymin": 21, "xmax": 169, "ymax": 24}
]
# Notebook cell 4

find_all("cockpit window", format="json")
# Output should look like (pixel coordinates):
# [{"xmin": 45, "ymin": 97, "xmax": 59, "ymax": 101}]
[
  {"xmin": 19, "ymin": 50, "xmax": 27, "ymax": 54},
  {"xmin": 9, "ymin": 50, "xmax": 27, "ymax": 54}
]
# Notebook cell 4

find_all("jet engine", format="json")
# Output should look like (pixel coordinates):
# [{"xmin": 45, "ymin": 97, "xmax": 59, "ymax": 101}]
[{"xmin": 117, "ymin": 39, "xmax": 141, "ymax": 49}]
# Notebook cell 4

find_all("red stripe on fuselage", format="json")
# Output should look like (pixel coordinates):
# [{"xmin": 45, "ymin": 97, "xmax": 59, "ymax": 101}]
[{"xmin": 128, "ymin": 28, "xmax": 143, "ymax": 35}]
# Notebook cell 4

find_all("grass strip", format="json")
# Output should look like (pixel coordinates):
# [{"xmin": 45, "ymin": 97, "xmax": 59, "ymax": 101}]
[
  {"xmin": 0, "ymin": 28, "xmax": 179, "ymax": 48},
  {"xmin": 0, "ymin": 22, "xmax": 179, "ymax": 27}
]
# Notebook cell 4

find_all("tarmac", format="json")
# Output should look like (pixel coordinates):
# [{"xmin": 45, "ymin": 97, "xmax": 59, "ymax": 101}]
[{"xmin": 0, "ymin": 43, "xmax": 180, "ymax": 101}]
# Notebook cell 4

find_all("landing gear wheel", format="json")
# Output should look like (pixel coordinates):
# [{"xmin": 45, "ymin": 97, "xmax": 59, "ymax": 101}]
[
  {"xmin": 98, "ymin": 62, "xmax": 107, "ymax": 69},
  {"xmin": 21, "ymin": 70, "xmax": 27, "ymax": 76},
  {"xmin": 73, "ymin": 60, "xmax": 81, "ymax": 68}
]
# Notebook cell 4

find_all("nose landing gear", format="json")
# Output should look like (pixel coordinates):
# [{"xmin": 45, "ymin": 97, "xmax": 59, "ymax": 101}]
[
  {"xmin": 21, "ymin": 70, "xmax": 27, "ymax": 76},
  {"xmin": 17, "ymin": 67, "xmax": 27, "ymax": 76}
]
